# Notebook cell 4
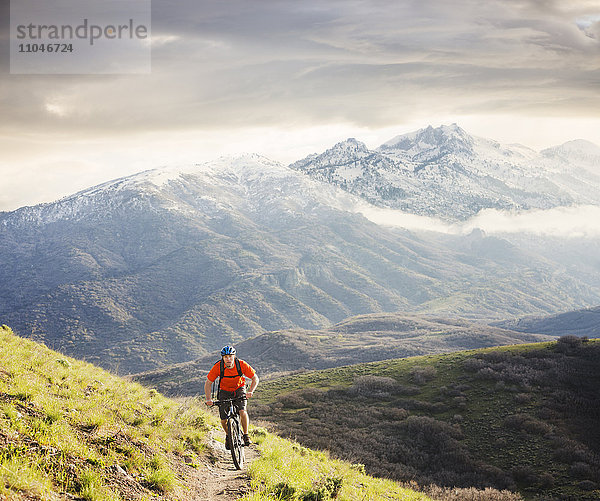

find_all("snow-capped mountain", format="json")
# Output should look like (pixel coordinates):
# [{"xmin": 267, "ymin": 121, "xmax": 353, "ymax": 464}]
[
  {"xmin": 0, "ymin": 150, "xmax": 600, "ymax": 373},
  {"xmin": 1, "ymin": 154, "xmax": 358, "ymax": 229},
  {"xmin": 542, "ymin": 139, "xmax": 600, "ymax": 170},
  {"xmin": 290, "ymin": 124, "xmax": 600, "ymax": 220},
  {"xmin": 380, "ymin": 123, "xmax": 476, "ymax": 160},
  {"xmin": 2, "ymin": 153, "xmax": 600, "ymax": 374}
]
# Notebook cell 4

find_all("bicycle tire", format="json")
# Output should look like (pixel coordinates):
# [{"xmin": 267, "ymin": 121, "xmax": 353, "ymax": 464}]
[{"xmin": 227, "ymin": 416, "xmax": 244, "ymax": 469}]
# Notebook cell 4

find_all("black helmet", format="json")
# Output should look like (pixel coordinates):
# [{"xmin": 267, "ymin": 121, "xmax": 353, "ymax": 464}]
[{"xmin": 220, "ymin": 345, "xmax": 236, "ymax": 356}]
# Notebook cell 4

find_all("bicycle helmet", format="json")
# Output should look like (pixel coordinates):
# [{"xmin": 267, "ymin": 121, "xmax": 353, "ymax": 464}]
[{"xmin": 221, "ymin": 345, "xmax": 236, "ymax": 356}]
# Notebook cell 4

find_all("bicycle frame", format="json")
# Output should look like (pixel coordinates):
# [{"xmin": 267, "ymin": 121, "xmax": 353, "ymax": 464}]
[
  {"xmin": 211, "ymin": 396, "xmax": 247, "ymax": 469},
  {"xmin": 213, "ymin": 396, "xmax": 245, "ymax": 419}
]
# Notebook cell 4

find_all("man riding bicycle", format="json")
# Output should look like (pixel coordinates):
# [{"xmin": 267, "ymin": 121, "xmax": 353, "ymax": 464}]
[{"xmin": 205, "ymin": 345, "xmax": 259, "ymax": 447}]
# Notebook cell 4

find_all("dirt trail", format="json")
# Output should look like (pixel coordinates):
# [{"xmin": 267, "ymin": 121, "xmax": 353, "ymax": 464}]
[{"xmin": 190, "ymin": 430, "xmax": 258, "ymax": 500}]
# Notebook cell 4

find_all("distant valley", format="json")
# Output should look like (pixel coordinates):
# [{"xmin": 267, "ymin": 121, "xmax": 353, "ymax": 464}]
[{"xmin": 131, "ymin": 312, "xmax": 554, "ymax": 396}]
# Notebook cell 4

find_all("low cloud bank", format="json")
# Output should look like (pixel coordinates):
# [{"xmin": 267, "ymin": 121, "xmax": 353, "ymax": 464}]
[{"xmin": 358, "ymin": 204, "xmax": 600, "ymax": 238}]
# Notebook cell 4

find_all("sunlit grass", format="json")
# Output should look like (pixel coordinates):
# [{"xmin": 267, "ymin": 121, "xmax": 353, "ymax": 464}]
[
  {"xmin": 0, "ymin": 325, "xmax": 209, "ymax": 499},
  {"xmin": 0, "ymin": 324, "xmax": 446, "ymax": 500},
  {"xmin": 243, "ymin": 430, "xmax": 432, "ymax": 501},
  {"xmin": 0, "ymin": 457, "xmax": 54, "ymax": 500}
]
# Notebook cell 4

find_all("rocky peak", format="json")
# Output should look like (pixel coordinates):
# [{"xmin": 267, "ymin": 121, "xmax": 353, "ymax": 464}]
[{"xmin": 379, "ymin": 123, "xmax": 475, "ymax": 158}]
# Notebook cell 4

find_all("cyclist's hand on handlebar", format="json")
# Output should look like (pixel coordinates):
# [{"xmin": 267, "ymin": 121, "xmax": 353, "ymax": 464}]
[
  {"xmin": 205, "ymin": 399, "xmax": 213, "ymax": 406},
  {"xmin": 246, "ymin": 391, "xmax": 253, "ymax": 398}
]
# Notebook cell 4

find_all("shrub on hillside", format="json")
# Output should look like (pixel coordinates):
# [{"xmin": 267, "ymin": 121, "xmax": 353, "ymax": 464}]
[
  {"xmin": 556, "ymin": 335, "xmax": 584, "ymax": 351},
  {"xmin": 279, "ymin": 388, "xmax": 324, "ymax": 409},
  {"xmin": 279, "ymin": 393, "xmax": 304, "ymax": 409},
  {"xmin": 479, "ymin": 351, "xmax": 513, "ymax": 363},
  {"xmin": 440, "ymin": 383, "xmax": 471, "ymax": 397},
  {"xmin": 513, "ymin": 393, "xmax": 532, "ymax": 404},
  {"xmin": 302, "ymin": 476, "xmax": 342, "ymax": 500},
  {"xmin": 511, "ymin": 465, "xmax": 539, "ymax": 487},
  {"xmin": 578, "ymin": 480, "xmax": 598, "ymax": 491},
  {"xmin": 349, "ymin": 375, "xmax": 419, "ymax": 397},
  {"xmin": 350, "ymin": 375, "xmax": 396, "ymax": 395},
  {"xmin": 463, "ymin": 358, "xmax": 486, "ymax": 372},
  {"xmin": 403, "ymin": 415, "xmax": 463, "ymax": 440},
  {"xmin": 272, "ymin": 482, "xmax": 296, "ymax": 499},
  {"xmin": 408, "ymin": 399, "xmax": 449, "ymax": 414},
  {"xmin": 552, "ymin": 437, "xmax": 593, "ymax": 464},
  {"xmin": 503, "ymin": 414, "xmax": 552, "ymax": 436},
  {"xmin": 422, "ymin": 485, "xmax": 524, "ymax": 501},
  {"xmin": 476, "ymin": 367, "xmax": 501, "ymax": 381},
  {"xmin": 381, "ymin": 407, "xmax": 409, "ymax": 421},
  {"xmin": 410, "ymin": 366, "xmax": 437, "ymax": 385},
  {"xmin": 570, "ymin": 462, "xmax": 594, "ymax": 480},
  {"xmin": 538, "ymin": 472, "xmax": 555, "ymax": 488}
]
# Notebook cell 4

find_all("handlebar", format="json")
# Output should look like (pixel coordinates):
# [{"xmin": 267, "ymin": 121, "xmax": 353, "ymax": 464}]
[{"xmin": 208, "ymin": 395, "xmax": 247, "ymax": 406}]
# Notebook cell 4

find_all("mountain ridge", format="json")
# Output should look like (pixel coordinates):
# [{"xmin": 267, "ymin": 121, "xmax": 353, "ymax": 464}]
[
  {"xmin": 130, "ymin": 311, "xmax": 555, "ymax": 396},
  {"xmin": 493, "ymin": 305, "xmax": 600, "ymax": 337},
  {"xmin": 3, "ymin": 129, "xmax": 600, "ymax": 373},
  {"xmin": 290, "ymin": 124, "xmax": 600, "ymax": 221}
]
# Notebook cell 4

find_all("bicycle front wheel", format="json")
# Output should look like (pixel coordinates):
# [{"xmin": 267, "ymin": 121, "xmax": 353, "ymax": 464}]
[{"xmin": 227, "ymin": 416, "xmax": 244, "ymax": 469}]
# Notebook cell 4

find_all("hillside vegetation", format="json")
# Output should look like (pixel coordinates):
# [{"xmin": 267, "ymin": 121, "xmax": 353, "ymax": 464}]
[
  {"xmin": 0, "ymin": 324, "xmax": 212, "ymax": 500},
  {"xmin": 253, "ymin": 338, "xmax": 600, "ymax": 500},
  {"xmin": 132, "ymin": 313, "xmax": 552, "ymax": 395},
  {"xmin": 0, "ymin": 324, "xmax": 438, "ymax": 500}
]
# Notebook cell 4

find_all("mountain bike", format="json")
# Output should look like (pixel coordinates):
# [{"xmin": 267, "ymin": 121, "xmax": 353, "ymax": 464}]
[{"xmin": 212, "ymin": 395, "xmax": 246, "ymax": 469}]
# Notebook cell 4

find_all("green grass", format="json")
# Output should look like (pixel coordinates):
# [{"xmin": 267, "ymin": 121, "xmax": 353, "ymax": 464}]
[
  {"xmin": 242, "ymin": 430, "xmax": 432, "ymax": 501},
  {"xmin": 0, "ymin": 324, "xmax": 432, "ymax": 500},
  {"xmin": 78, "ymin": 469, "xmax": 120, "ymax": 501},
  {"xmin": 253, "ymin": 339, "xmax": 600, "ymax": 500},
  {"xmin": 10, "ymin": 321, "xmax": 583, "ymax": 501},
  {"xmin": 0, "ymin": 324, "xmax": 212, "ymax": 499}
]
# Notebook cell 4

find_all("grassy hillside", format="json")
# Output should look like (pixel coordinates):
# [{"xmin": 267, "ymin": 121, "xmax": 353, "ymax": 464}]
[
  {"xmin": 132, "ymin": 313, "xmax": 553, "ymax": 395},
  {"xmin": 0, "ymin": 324, "xmax": 439, "ymax": 500},
  {"xmin": 0, "ymin": 324, "xmax": 213, "ymax": 500},
  {"xmin": 243, "ymin": 431, "xmax": 436, "ymax": 501},
  {"xmin": 252, "ymin": 338, "xmax": 600, "ymax": 500}
]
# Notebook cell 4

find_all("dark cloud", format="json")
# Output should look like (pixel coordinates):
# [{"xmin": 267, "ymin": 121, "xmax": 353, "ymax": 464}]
[{"xmin": 1, "ymin": 0, "xmax": 599, "ymax": 136}]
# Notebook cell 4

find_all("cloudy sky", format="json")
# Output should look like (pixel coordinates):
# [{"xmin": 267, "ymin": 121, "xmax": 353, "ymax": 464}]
[{"xmin": 1, "ymin": 0, "xmax": 600, "ymax": 212}]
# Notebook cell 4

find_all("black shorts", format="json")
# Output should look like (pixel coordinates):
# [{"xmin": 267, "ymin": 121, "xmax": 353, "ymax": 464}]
[{"xmin": 217, "ymin": 387, "xmax": 247, "ymax": 420}]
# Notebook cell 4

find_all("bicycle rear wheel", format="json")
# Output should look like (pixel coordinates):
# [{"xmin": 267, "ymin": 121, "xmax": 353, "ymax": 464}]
[{"xmin": 227, "ymin": 416, "xmax": 244, "ymax": 469}]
